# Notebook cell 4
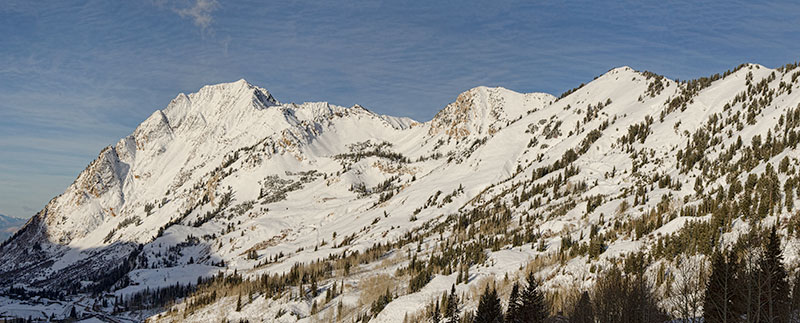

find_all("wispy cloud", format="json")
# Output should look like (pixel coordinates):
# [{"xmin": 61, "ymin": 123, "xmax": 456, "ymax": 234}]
[
  {"xmin": 175, "ymin": 0, "xmax": 220, "ymax": 30},
  {"xmin": 150, "ymin": 0, "xmax": 221, "ymax": 32}
]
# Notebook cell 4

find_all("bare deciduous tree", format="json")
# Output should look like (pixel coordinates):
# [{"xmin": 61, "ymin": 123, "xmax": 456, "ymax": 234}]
[{"xmin": 666, "ymin": 254, "xmax": 709, "ymax": 322}]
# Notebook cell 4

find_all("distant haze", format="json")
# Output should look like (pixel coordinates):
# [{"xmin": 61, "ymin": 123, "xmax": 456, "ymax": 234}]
[{"xmin": 0, "ymin": 214, "xmax": 25, "ymax": 241}]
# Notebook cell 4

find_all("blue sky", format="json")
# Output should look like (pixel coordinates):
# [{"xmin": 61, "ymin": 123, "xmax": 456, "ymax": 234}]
[{"xmin": 1, "ymin": 0, "xmax": 799, "ymax": 219}]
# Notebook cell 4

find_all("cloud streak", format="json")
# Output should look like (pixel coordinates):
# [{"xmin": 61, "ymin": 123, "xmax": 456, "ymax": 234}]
[{"xmin": 175, "ymin": 0, "xmax": 220, "ymax": 30}]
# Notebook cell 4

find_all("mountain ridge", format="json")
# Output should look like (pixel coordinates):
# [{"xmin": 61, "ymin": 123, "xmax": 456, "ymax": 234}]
[{"xmin": 2, "ymin": 62, "xmax": 800, "ymax": 322}]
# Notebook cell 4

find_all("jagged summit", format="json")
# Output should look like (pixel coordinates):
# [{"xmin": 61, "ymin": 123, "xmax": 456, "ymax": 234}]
[
  {"xmin": 162, "ymin": 79, "xmax": 278, "ymax": 124},
  {"xmin": 196, "ymin": 78, "xmax": 279, "ymax": 107}
]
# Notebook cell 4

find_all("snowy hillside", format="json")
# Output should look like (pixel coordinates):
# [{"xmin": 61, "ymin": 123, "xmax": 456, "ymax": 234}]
[{"xmin": 2, "ymin": 63, "xmax": 800, "ymax": 322}]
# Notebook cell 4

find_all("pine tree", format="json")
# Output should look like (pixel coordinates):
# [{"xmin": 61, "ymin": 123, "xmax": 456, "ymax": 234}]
[
  {"xmin": 758, "ymin": 227, "xmax": 790, "ymax": 322},
  {"xmin": 474, "ymin": 285, "xmax": 504, "ymax": 323},
  {"xmin": 593, "ymin": 265, "xmax": 666, "ymax": 323},
  {"xmin": 432, "ymin": 301, "xmax": 441, "ymax": 323},
  {"xmin": 311, "ymin": 278, "xmax": 318, "ymax": 297},
  {"xmin": 703, "ymin": 250, "xmax": 742, "ymax": 323},
  {"xmin": 569, "ymin": 291, "xmax": 594, "ymax": 323},
  {"xmin": 519, "ymin": 272, "xmax": 548, "ymax": 322},
  {"xmin": 440, "ymin": 291, "xmax": 448, "ymax": 318},
  {"xmin": 445, "ymin": 284, "xmax": 460, "ymax": 323},
  {"xmin": 236, "ymin": 293, "xmax": 242, "ymax": 312},
  {"xmin": 703, "ymin": 251, "xmax": 745, "ymax": 323},
  {"xmin": 627, "ymin": 274, "xmax": 661, "ymax": 323},
  {"xmin": 738, "ymin": 229, "xmax": 764, "ymax": 322},
  {"xmin": 505, "ymin": 282, "xmax": 522, "ymax": 323}
]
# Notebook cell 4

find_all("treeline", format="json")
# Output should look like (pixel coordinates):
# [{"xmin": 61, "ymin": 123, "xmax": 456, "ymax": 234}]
[
  {"xmin": 464, "ymin": 256, "xmax": 667, "ymax": 323},
  {"xmin": 114, "ymin": 282, "xmax": 197, "ymax": 312},
  {"xmin": 461, "ymin": 226, "xmax": 800, "ymax": 323},
  {"xmin": 703, "ymin": 227, "xmax": 800, "ymax": 322}
]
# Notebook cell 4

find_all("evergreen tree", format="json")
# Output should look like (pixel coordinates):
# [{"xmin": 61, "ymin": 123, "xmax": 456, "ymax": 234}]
[
  {"xmin": 738, "ymin": 230, "xmax": 764, "ymax": 322},
  {"xmin": 505, "ymin": 282, "xmax": 522, "ymax": 323},
  {"xmin": 757, "ymin": 227, "xmax": 790, "ymax": 323},
  {"xmin": 593, "ymin": 265, "xmax": 666, "ymax": 323},
  {"xmin": 440, "ymin": 291, "xmax": 448, "ymax": 318},
  {"xmin": 431, "ymin": 301, "xmax": 441, "ymax": 323},
  {"xmin": 519, "ymin": 272, "xmax": 548, "ymax": 322},
  {"xmin": 627, "ymin": 273, "xmax": 663, "ymax": 323},
  {"xmin": 703, "ymin": 250, "xmax": 743, "ymax": 323},
  {"xmin": 445, "ymin": 284, "xmax": 460, "ymax": 323},
  {"xmin": 236, "ymin": 293, "xmax": 242, "ymax": 312},
  {"xmin": 311, "ymin": 278, "xmax": 318, "ymax": 297},
  {"xmin": 569, "ymin": 291, "xmax": 594, "ymax": 323},
  {"xmin": 474, "ymin": 285, "xmax": 504, "ymax": 323}
]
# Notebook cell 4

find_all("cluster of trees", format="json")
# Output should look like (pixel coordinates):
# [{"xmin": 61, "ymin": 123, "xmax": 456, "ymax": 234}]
[
  {"xmin": 434, "ymin": 225, "xmax": 800, "ymax": 323},
  {"xmin": 676, "ymin": 77, "xmax": 800, "ymax": 183},
  {"xmin": 581, "ymin": 99, "xmax": 612, "ymax": 124},
  {"xmin": 642, "ymin": 71, "xmax": 666, "ymax": 98},
  {"xmin": 474, "ymin": 272, "xmax": 548, "ymax": 323},
  {"xmin": 192, "ymin": 190, "xmax": 234, "ymax": 228},
  {"xmin": 703, "ymin": 227, "xmax": 800, "ymax": 322},
  {"xmin": 619, "ymin": 116, "xmax": 654, "ymax": 146},
  {"xmin": 334, "ymin": 140, "xmax": 409, "ymax": 169},
  {"xmin": 114, "ymin": 282, "xmax": 196, "ymax": 312},
  {"xmin": 428, "ymin": 285, "xmax": 463, "ymax": 323},
  {"xmin": 467, "ymin": 264, "xmax": 666, "ymax": 323}
]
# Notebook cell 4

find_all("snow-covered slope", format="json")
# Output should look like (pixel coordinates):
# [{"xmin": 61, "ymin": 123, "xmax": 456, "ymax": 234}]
[{"xmin": 3, "ymin": 63, "xmax": 800, "ymax": 322}]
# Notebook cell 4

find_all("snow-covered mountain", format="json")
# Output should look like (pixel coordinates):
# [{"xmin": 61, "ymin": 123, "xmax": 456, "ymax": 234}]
[
  {"xmin": 2, "ymin": 63, "xmax": 800, "ymax": 322},
  {"xmin": 0, "ymin": 214, "xmax": 25, "ymax": 242}
]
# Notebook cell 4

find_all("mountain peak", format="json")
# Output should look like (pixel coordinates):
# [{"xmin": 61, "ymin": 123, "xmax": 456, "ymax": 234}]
[
  {"xmin": 158, "ymin": 79, "xmax": 280, "ymax": 132},
  {"xmin": 198, "ymin": 79, "xmax": 279, "ymax": 107},
  {"xmin": 597, "ymin": 66, "xmax": 638, "ymax": 80},
  {"xmin": 610, "ymin": 65, "xmax": 633, "ymax": 72},
  {"xmin": 429, "ymin": 86, "xmax": 554, "ymax": 138}
]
